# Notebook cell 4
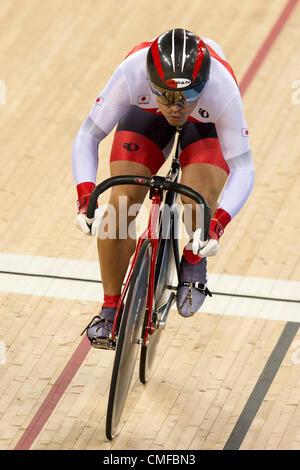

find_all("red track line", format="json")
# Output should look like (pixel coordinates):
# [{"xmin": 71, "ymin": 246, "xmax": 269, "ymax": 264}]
[
  {"xmin": 239, "ymin": 0, "xmax": 298, "ymax": 95},
  {"xmin": 14, "ymin": 336, "xmax": 91, "ymax": 450},
  {"xmin": 13, "ymin": 0, "xmax": 298, "ymax": 451}
]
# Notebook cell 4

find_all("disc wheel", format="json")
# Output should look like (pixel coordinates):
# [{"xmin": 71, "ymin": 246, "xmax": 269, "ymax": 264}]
[{"xmin": 106, "ymin": 239, "xmax": 151, "ymax": 440}]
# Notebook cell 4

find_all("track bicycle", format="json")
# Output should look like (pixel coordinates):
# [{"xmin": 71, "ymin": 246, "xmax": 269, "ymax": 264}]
[{"xmin": 86, "ymin": 128, "xmax": 211, "ymax": 440}]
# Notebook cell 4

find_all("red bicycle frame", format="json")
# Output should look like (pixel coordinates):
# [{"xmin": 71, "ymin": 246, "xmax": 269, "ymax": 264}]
[{"xmin": 110, "ymin": 188, "xmax": 162, "ymax": 345}]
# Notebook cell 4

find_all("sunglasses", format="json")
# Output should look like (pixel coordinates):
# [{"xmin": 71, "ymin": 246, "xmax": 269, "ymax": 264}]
[{"xmin": 149, "ymin": 80, "xmax": 205, "ymax": 108}]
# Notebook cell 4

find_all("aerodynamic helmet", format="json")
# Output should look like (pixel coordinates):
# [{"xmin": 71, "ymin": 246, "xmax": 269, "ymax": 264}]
[{"xmin": 147, "ymin": 28, "xmax": 211, "ymax": 106}]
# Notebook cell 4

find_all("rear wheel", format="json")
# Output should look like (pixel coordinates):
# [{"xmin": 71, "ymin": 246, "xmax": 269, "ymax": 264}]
[
  {"xmin": 139, "ymin": 291, "xmax": 175, "ymax": 384},
  {"xmin": 106, "ymin": 239, "xmax": 151, "ymax": 440}
]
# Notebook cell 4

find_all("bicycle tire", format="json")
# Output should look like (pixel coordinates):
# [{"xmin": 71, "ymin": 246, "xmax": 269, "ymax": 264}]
[
  {"xmin": 139, "ymin": 193, "xmax": 179, "ymax": 384},
  {"xmin": 106, "ymin": 239, "xmax": 152, "ymax": 440}
]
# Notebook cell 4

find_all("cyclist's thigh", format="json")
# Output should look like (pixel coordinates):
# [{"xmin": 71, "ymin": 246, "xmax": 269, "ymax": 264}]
[
  {"xmin": 179, "ymin": 122, "xmax": 229, "ymax": 207},
  {"xmin": 109, "ymin": 160, "xmax": 152, "ymax": 206},
  {"xmin": 110, "ymin": 105, "xmax": 176, "ymax": 176}
]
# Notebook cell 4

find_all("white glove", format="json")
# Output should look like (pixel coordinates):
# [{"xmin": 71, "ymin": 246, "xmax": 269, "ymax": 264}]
[
  {"xmin": 192, "ymin": 228, "xmax": 219, "ymax": 258},
  {"xmin": 74, "ymin": 207, "xmax": 104, "ymax": 236}
]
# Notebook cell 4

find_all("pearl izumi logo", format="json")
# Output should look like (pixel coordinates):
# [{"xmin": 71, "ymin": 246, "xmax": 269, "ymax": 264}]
[
  {"xmin": 123, "ymin": 142, "xmax": 139, "ymax": 151},
  {"xmin": 165, "ymin": 78, "xmax": 192, "ymax": 88},
  {"xmin": 199, "ymin": 108, "xmax": 209, "ymax": 118}
]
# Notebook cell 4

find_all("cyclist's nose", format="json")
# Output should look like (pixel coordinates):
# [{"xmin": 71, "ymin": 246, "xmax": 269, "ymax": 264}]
[{"xmin": 170, "ymin": 103, "xmax": 183, "ymax": 112}]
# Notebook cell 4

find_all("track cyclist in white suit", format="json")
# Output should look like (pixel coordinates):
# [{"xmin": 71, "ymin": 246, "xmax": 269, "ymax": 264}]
[{"xmin": 72, "ymin": 29, "xmax": 254, "ymax": 348}]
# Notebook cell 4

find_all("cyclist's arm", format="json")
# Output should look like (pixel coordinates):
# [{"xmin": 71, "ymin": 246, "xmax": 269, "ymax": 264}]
[
  {"xmin": 72, "ymin": 66, "xmax": 131, "ymax": 187},
  {"xmin": 215, "ymin": 94, "xmax": 255, "ymax": 220}
]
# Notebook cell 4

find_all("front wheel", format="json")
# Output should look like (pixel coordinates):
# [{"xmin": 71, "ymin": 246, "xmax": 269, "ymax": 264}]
[
  {"xmin": 106, "ymin": 239, "xmax": 152, "ymax": 440},
  {"xmin": 139, "ymin": 198, "xmax": 179, "ymax": 384}
]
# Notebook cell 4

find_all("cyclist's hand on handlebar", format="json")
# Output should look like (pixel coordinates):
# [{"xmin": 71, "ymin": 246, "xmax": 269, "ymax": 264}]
[
  {"xmin": 75, "ymin": 205, "xmax": 103, "ymax": 236},
  {"xmin": 192, "ymin": 217, "xmax": 226, "ymax": 257},
  {"xmin": 192, "ymin": 228, "xmax": 219, "ymax": 257},
  {"xmin": 74, "ymin": 182, "xmax": 100, "ymax": 236}
]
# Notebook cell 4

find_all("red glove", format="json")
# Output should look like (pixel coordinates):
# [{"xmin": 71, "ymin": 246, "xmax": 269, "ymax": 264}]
[
  {"xmin": 75, "ymin": 182, "xmax": 96, "ymax": 234},
  {"xmin": 192, "ymin": 208, "xmax": 231, "ymax": 257},
  {"xmin": 209, "ymin": 208, "xmax": 231, "ymax": 241},
  {"xmin": 76, "ymin": 182, "xmax": 95, "ymax": 214}
]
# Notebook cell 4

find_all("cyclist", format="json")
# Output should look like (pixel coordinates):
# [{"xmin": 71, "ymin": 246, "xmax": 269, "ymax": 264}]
[{"xmin": 73, "ymin": 29, "xmax": 254, "ymax": 348}]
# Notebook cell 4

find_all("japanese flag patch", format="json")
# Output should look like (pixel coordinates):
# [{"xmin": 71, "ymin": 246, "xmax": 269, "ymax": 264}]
[
  {"xmin": 241, "ymin": 128, "xmax": 250, "ymax": 137},
  {"xmin": 138, "ymin": 95, "xmax": 150, "ymax": 105},
  {"xmin": 95, "ymin": 96, "xmax": 104, "ymax": 107}
]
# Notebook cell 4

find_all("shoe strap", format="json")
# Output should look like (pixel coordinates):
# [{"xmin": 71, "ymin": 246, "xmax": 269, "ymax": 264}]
[
  {"xmin": 81, "ymin": 315, "xmax": 101, "ymax": 336},
  {"xmin": 81, "ymin": 314, "xmax": 113, "ymax": 336},
  {"xmin": 178, "ymin": 282, "xmax": 212, "ymax": 297}
]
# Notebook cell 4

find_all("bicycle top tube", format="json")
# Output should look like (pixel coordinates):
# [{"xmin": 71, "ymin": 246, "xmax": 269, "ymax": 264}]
[{"xmin": 86, "ymin": 174, "xmax": 211, "ymax": 240}]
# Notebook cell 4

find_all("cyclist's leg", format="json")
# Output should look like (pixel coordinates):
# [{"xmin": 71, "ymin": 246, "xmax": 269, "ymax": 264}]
[
  {"xmin": 100, "ymin": 106, "xmax": 175, "ymax": 297},
  {"xmin": 86, "ymin": 107, "xmax": 175, "ymax": 345},
  {"xmin": 86, "ymin": 160, "xmax": 151, "ymax": 347},
  {"xmin": 176, "ymin": 122, "xmax": 229, "ymax": 316},
  {"xmin": 98, "ymin": 160, "xmax": 151, "ymax": 299}
]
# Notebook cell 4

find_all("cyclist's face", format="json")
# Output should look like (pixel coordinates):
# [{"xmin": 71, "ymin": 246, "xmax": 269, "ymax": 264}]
[{"xmin": 156, "ymin": 100, "xmax": 197, "ymax": 127}]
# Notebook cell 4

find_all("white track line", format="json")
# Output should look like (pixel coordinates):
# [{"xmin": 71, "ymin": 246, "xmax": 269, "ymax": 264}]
[{"xmin": 0, "ymin": 253, "xmax": 299, "ymax": 322}]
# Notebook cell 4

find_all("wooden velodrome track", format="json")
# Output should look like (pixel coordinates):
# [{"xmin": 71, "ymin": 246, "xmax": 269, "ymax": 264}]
[{"xmin": 0, "ymin": 0, "xmax": 299, "ymax": 452}]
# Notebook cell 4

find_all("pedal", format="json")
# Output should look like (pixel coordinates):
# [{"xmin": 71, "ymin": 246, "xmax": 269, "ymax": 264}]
[{"xmin": 91, "ymin": 337, "xmax": 117, "ymax": 350}]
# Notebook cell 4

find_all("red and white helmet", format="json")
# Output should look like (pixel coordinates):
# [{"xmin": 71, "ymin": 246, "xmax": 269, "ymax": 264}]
[{"xmin": 147, "ymin": 29, "xmax": 211, "ymax": 106}]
